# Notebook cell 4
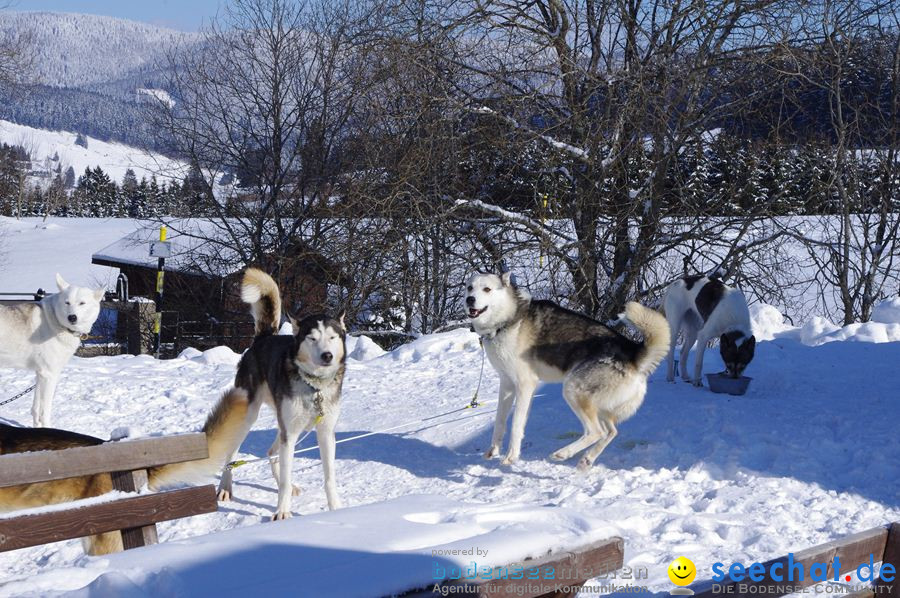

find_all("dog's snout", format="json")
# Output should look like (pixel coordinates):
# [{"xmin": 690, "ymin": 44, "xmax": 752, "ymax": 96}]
[
  {"xmin": 68, "ymin": 314, "xmax": 78, "ymax": 324},
  {"xmin": 466, "ymin": 296, "xmax": 475, "ymax": 306},
  {"xmin": 321, "ymin": 352, "xmax": 333, "ymax": 364}
]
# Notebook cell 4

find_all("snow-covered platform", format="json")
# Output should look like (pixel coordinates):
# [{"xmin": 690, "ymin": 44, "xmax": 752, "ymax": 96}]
[{"xmin": 1, "ymin": 495, "xmax": 619, "ymax": 597}]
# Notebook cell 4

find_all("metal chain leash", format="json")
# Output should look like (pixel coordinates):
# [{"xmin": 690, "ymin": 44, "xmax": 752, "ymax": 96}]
[{"xmin": 0, "ymin": 384, "xmax": 36, "ymax": 408}]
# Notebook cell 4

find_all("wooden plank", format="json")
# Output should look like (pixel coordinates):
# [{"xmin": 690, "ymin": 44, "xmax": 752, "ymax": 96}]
[
  {"xmin": 110, "ymin": 469, "xmax": 159, "ymax": 549},
  {"xmin": 0, "ymin": 485, "xmax": 217, "ymax": 553},
  {"xmin": 874, "ymin": 522, "xmax": 900, "ymax": 598},
  {"xmin": 0, "ymin": 433, "xmax": 208, "ymax": 487},
  {"xmin": 693, "ymin": 525, "xmax": 889, "ymax": 598},
  {"xmin": 406, "ymin": 536, "xmax": 624, "ymax": 598}
]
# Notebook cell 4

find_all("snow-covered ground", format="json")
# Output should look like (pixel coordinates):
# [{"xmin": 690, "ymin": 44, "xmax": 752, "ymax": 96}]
[
  {"xmin": 2, "ymin": 324, "xmax": 900, "ymax": 596},
  {"xmin": 1, "ymin": 218, "xmax": 899, "ymax": 596},
  {"xmin": 0, "ymin": 217, "xmax": 140, "ymax": 292}
]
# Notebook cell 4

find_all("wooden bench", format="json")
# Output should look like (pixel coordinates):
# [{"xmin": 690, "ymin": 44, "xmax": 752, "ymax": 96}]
[
  {"xmin": 693, "ymin": 522, "xmax": 900, "ymax": 598},
  {"xmin": 0, "ymin": 433, "xmax": 218, "ymax": 552},
  {"xmin": 404, "ymin": 536, "xmax": 625, "ymax": 598}
]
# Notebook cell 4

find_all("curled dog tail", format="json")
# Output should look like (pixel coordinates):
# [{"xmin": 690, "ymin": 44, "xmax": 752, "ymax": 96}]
[
  {"xmin": 621, "ymin": 302, "xmax": 671, "ymax": 375},
  {"xmin": 149, "ymin": 388, "xmax": 250, "ymax": 490},
  {"xmin": 242, "ymin": 267, "xmax": 281, "ymax": 336}
]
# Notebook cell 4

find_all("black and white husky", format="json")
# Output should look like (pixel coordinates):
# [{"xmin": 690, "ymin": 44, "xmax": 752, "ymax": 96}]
[
  {"xmin": 663, "ymin": 275, "xmax": 756, "ymax": 386},
  {"xmin": 465, "ymin": 272, "xmax": 670, "ymax": 470},
  {"xmin": 216, "ymin": 268, "xmax": 347, "ymax": 520}
]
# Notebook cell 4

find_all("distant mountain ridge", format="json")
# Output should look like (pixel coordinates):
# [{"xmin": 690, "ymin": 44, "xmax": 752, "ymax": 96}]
[
  {"xmin": 0, "ymin": 11, "xmax": 200, "ymax": 153},
  {"xmin": 0, "ymin": 11, "xmax": 197, "ymax": 90}
]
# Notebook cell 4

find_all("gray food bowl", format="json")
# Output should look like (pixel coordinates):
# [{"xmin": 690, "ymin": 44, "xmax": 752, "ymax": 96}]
[{"xmin": 706, "ymin": 373, "xmax": 752, "ymax": 395}]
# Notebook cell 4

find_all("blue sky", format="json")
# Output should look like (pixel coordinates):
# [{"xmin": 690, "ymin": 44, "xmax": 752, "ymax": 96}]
[{"xmin": 12, "ymin": 0, "xmax": 225, "ymax": 30}]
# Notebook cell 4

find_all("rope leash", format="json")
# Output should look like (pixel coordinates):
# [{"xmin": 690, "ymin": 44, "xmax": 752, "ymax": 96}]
[
  {"xmin": 466, "ymin": 337, "xmax": 486, "ymax": 409},
  {"xmin": 227, "ymin": 339, "xmax": 492, "ymax": 472},
  {"xmin": 0, "ymin": 384, "xmax": 36, "ymax": 408}
]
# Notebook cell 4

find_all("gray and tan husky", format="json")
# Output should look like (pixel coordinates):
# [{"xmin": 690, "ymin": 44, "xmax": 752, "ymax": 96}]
[
  {"xmin": 0, "ymin": 388, "xmax": 250, "ymax": 555},
  {"xmin": 215, "ymin": 268, "xmax": 347, "ymax": 520},
  {"xmin": 465, "ymin": 272, "xmax": 670, "ymax": 470}
]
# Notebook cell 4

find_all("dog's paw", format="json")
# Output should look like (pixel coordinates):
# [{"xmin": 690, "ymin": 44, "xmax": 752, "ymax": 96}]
[
  {"xmin": 692, "ymin": 379, "xmax": 703, "ymax": 387},
  {"xmin": 291, "ymin": 484, "xmax": 302, "ymax": 497},
  {"xmin": 500, "ymin": 454, "xmax": 517, "ymax": 466},
  {"xmin": 576, "ymin": 457, "xmax": 593, "ymax": 472},
  {"xmin": 550, "ymin": 450, "xmax": 569, "ymax": 462},
  {"xmin": 271, "ymin": 510, "xmax": 293, "ymax": 521},
  {"xmin": 483, "ymin": 446, "xmax": 500, "ymax": 460},
  {"xmin": 216, "ymin": 489, "xmax": 232, "ymax": 502}
]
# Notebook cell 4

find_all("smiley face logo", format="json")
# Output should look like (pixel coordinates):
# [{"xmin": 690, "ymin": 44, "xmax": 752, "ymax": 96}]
[{"xmin": 668, "ymin": 556, "xmax": 696, "ymax": 586}]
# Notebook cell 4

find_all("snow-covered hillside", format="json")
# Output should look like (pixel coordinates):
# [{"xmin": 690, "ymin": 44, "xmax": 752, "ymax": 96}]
[
  {"xmin": 0, "ymin": 218, "xmax": 899, "ymax": 596},
  {"xmin": 0, "ymin": 120, "xmax": 187, "ymax": 187},
  {"xmin": 0, "ymin": 12, "xmax": 195, "ymax": 89}
]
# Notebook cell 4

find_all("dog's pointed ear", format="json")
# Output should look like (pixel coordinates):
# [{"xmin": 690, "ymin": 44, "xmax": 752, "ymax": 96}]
[
  {"xmin": 338, "ymin": 310, "xmax": 347, "ymax": 330},
  {"xmin": 288, "ymin": 313, "xmax": 300, "ymax": 335},
  {"xmin": 94, "ymin": 288, "xmax": 105, "ymax": 301},
  {"xmin": 720, "ymin": 333, "xmax": 736, "ymax": 356},
  {"xmin": 56, "ymin": 273, "xmax": 69, "ymax": 292},
  {"xmin": 741, "ymin": 335, "xmax": 756, "ymax": 358},
  {"xmin": 500, "ymin": 271, "xmax": 513, "ymax": 287}
]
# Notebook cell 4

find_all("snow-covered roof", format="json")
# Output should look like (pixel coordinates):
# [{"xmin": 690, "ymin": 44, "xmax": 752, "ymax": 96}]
[{"xmin": 91, "ymin": 220, "xmax": 241, "ymax": 277}]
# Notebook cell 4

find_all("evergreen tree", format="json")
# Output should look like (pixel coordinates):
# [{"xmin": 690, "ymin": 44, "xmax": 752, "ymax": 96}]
[
  {"xmin": 63, "ymin": 165, "xmax": 76, "ymax": 188},
  {"xmin": 148, "ymin": 176, "xmax": 164, "ymax": 214},
  {"xmin": 136, "ymin": 176, "xmax": 152, "ymax": 217},
  {"xmin": 121, "ymin": 168, "xmax": 147, "ymax": 217},
  {"xmin": 683, "ymin": 141, "xmax": 714, "ymax": 211},
  {"xmin": 74, "ymin": 166, "xmax": 117, "ymax": 216},
  {"xmin": 179, "ymin": 164, "xmax": 210, "ymax": 216}
]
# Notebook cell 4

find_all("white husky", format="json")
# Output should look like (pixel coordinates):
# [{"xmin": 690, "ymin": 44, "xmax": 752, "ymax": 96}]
[{"xmin": 0, "ymin": 274, "xmax": 103, "ymax": 427}]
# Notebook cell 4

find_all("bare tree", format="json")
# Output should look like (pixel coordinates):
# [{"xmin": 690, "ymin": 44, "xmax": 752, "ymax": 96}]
[
  {"xmin": 0, "ymin": 2, "xmax": 33, "ymax": 91},
  {"xmin": 360, "ymin": 0, "xmax": 794, "ymax": 318},
  {"xmin": 771, "ymin": 0, "xmax": 900, "ymax": 324},
  {"xmin": 154, "ymin": 0, "xmax": 372, "ymax": 280}
]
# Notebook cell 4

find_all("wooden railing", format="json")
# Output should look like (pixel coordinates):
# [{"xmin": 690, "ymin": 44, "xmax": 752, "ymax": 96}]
[
  {"xmin": 692, "ymin": 523, "xmax": 900, "ymax": 598},
  {"xmin": 0, "ymin": 433, "xmax": 218, "ymax": 552}
]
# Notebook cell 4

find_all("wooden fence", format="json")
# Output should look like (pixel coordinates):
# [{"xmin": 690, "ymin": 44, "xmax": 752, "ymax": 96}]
[
  {"xmin": 0, "ymin": 433, "xmax": 217, "ymax": 552},
  {"xmin": 692, "ymin": 523, "xmax": 900, "ymax": 598}
]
